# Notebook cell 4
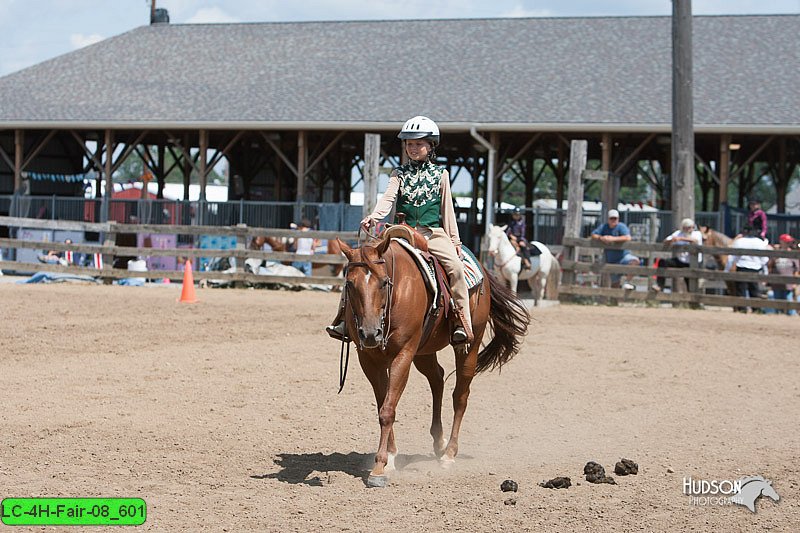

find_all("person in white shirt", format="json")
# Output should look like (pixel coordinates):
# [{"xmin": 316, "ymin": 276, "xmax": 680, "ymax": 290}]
[
  {"xmin": 725, "ymin": 226, "xmax": 770, "ymax": 312},
  {"xmin": 291, "ymin": 219, "xmax": 317, "ymax": 276},
  {"xmin": 654, "ymin": 218, "xmax": 703, "ymax": 292}
]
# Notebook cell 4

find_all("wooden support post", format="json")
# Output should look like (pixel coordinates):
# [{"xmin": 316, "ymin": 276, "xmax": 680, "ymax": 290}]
[
  {"xmin": 556, "ymin": 143, "xmax": 566, "ymax": 209},
  {"xmin": 295, "ymin": 131, "xmax": 307, "ymax": 223},
  {"xmin": 157, "ymin": 144, "xmax": 166, "ymax": 199},
  {"xmin": 601, "ymin": 133, "xmax": 614, "ymax": 218},
  {"xmin": 562, "ymin": 140, "xmax": 587, "ymax": 290},
  {"xmin": 102, "ymin": 129, "xmax": 113, "ymax": 223},
  {"xmin": 719, "ymin": 134, "xmax": 731, "ymax": 232},
  {"xmin": 363, "ymin": 133, "xmax": 380, "ymax": 220},
  {"xmin": 199, "ymin": 130, "xmax": 208, "ymax": 202},
  {"xmin": 671, "ymin": 0, "xmax": 696, "ymax": 224},
  {"xmin": 14, "ymin": 130, "xmax": 23, "ymax": 194},
  {"xmin": 182, "ymin": 134, "xmax": 191, "ymax": 201},
  {"xmin": 524, "ymin": 157, "xmax": 533, "ymax": 241}
]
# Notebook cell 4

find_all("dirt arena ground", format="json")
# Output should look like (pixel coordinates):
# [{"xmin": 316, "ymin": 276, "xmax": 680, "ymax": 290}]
[{"xmin": 0, "ymin": 282, "xmax": 798, "ymax": 532}]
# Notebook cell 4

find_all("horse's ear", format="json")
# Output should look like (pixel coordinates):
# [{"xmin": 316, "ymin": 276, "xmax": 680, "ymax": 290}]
[
  {"xmin": 337, "ymin": 239, "xmax": 354, "ymax": 261},
  {"xmin": 500, "ymin": 224, "xmax": 508, "ymax": 232}
]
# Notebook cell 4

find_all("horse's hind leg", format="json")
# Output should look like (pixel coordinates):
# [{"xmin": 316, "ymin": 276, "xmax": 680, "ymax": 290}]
[
  {"xmin": 441, "ymin": 342, "xmax": 479, "ymax": 466},
  {"xmin": 413, "ymin": 353, "xmax": 446, "ymax": 457}
]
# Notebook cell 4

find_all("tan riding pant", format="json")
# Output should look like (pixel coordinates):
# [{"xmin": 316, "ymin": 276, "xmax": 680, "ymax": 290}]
[{"xmin": 419, "ymin": 227, "xmax": 471, "ymax": 322}]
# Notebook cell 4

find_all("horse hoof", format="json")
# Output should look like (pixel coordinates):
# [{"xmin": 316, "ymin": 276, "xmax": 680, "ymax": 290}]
[
  {"xmin": 440, "ymin": 457, "xmax": 455, "ymax": 470},
  {"xmin": 367, "ymin": 475, "xmax": 388, "ymax": 488}
]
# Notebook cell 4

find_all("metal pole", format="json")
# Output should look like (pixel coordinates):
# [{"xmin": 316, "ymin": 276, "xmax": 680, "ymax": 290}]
[{"xmin": 671, "ymin": 0, "xmax": 696, "ymax": 224}]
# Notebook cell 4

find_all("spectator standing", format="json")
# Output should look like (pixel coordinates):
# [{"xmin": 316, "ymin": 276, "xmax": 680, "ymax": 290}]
[
  {"xmin": 768, "ymin": 234, "xmax": 799, "ymax": 316},
  {"xmin": 654, "ymin": 218, "xmax": 703, "ymax": 292},
  {"xmin": 292, "ymin": 219, "xmax": 316, "ymax": 276},
  {"xmin": 726, "ymin": 226, "xmax": 770, "ymax": 312},
  {"xmin": 591, "ymin": 209, "xmax": 640, "ymax": 290}
]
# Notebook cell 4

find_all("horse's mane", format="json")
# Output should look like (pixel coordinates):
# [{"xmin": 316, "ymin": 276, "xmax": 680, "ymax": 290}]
[
  {"xmin": 352, "ymin": 244, "xmax": 393, "ymax": 277},
  {"xmin": 701, "ymin": 226, "xmax": 732, "ymax": 246}
]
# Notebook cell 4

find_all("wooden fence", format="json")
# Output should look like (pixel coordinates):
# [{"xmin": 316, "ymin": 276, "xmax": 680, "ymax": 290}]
[
  {"xmin": 0, "ymin": 216, "xmax": 356, "ymax": 287},
  {"xmin": 559, "ymin": 237, "xmax": 800, "ymax": 312}
]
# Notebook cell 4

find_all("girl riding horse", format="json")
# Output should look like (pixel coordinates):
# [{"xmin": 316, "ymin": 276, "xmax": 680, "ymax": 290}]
[{"xmin": 327, "ymin": 116, "xmax": 473, "ymax": 344}]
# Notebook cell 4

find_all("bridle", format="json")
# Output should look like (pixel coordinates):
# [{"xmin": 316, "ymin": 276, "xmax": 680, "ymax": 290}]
[
  {"xmin": 344, "ymin": 254, "xmax": 395, "ymax": 351},
  {"xmin": 337, "ymin": 243, "xmax": 395, "ymax": 393}
]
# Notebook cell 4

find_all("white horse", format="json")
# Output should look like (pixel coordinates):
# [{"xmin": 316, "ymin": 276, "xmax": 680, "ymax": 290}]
[{"xmin": 486, "ymin": 224, "xmax": 559, "ymax": 303}]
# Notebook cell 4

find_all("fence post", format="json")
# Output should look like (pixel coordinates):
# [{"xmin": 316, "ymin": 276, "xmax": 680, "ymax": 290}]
[
  {"xmin": 234, "ymin": 223, "xmax": 248, "ymax": 288},
  {"xmin": 102, "ymin": 221, "xmax": 116, "ymax": 285},
  {"xmin": 561, "ymin": 140, "xmax": 587, "ymax": 291}
]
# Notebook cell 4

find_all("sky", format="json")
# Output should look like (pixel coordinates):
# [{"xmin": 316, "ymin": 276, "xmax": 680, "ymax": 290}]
[{"xmin": 0, "ymin": 0, "xmax": 798, "ymax": 76}]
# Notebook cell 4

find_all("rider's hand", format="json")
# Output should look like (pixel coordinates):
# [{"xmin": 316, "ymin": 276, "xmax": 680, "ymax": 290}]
[
  {"xmin": 455, "ymin": 243, "xmax": 464, "ymax": 259},
  {"xmin": 360, "ymin": 217, "xmax": 374, "ymax": 232}
]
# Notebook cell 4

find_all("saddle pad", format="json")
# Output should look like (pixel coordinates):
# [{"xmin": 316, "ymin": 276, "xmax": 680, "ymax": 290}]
[
  {"xmin": 460, "ymin": 245, "xmax": 484, "ymax": 290},
  {"xmin": 392, "ymin": 239, "xmax": 438, "ymax": 297},
  {"xmin": 392, "ymin": 238, "xmax": 483, "ymax": 293}
]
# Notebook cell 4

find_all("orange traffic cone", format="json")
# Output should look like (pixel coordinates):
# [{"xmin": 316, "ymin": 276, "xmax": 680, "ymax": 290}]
[{"xmin": 178, "ymin": 259, "xmax": 198, "ymax": 303}]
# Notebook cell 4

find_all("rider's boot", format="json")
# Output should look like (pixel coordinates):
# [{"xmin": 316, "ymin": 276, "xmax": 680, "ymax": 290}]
[
  {"xmin": 452, "ymin": 307, "xmax": 474, "ymax": 345},
  {"xmin": 325, "ymin": 294, "xmax": 348, "ymax": 341},
  {"xmin": 326, "ymin": 321, "xmax": 348, "ymax": 341}
]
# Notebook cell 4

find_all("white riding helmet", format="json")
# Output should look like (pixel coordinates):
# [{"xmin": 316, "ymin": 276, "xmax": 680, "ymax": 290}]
[{"xmin": 398, "ymin": 116, "xmax": 440, "ymax": 146}]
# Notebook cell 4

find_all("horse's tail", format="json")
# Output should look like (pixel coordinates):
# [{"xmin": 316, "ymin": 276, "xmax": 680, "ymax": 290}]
[
  {"xmin": 476, "ymin": 270, "xmax": 530, "ymax": 374},
  {"xmin": 544, "ymin": 252, "xmax": 561, "ymax": 300}
]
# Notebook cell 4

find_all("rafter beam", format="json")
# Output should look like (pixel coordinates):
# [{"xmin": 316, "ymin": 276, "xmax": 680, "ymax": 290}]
[
  {"xmin": 259, "ymin": 131, "xmax": 299, "ymax": 178},
  {"xmin": 612, "ymin": 133, "xmax": 657, "ymax": 175}
]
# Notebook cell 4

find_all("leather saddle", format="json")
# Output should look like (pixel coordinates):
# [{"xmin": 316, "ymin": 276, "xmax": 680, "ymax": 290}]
[{"xmin": 376, "ymin": 218, "xmax": 452, "ymax": 320}]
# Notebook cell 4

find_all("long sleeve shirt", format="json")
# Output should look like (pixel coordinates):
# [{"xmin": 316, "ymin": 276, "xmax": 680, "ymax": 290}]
[{"xmin": 367, "ymin": 168, "xmax": 462, "ymax": 248}]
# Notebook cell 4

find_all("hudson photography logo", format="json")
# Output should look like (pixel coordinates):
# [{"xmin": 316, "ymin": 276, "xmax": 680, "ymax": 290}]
[{"xmin": 683, "ymin": 475, "xmax": 780, "ymax": 513}]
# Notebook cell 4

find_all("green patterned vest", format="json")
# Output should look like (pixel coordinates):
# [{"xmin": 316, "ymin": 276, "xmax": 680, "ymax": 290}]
[{"xmin": 394, "ymin": 160, "xmax": 444, "ymax": 228}]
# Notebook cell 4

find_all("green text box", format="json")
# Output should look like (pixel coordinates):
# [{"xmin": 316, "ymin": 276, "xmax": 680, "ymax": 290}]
[{"xmin": 1, "ymin": 498, "xmax": 146, "ymax": 526}]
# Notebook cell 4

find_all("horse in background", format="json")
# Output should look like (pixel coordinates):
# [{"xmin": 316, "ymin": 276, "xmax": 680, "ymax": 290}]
[
  {"xmin": 485, "ymin": 224, "xmax": 560, "ymax": 304},
  {"xmin": 699, "ymin": 226, "xmax": 736, "ymax": 295}
]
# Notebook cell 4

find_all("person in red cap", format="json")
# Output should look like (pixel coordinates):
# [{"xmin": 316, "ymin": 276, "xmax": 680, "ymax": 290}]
[
  {"xmin": 778, "ymin": 234, "xmax": 796, "ymax": 247},
  {"xmin": 769, "ymin": 234, "xmax": 799, "ymax": 315}
]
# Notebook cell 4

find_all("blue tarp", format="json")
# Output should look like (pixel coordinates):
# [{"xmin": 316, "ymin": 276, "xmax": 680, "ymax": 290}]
[{"xmin": 17, "ymin": 272, "xmax": 99, "ymax": 284}]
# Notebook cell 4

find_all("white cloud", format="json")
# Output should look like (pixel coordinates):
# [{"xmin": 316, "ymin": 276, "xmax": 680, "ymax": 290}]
[
  {"xmin": 69, "ymin": 33, "xmax": 104, "ymax": 49},
  {"xmin": 185, "ymin": 7, "xmax": 240, "ymax": 24}
]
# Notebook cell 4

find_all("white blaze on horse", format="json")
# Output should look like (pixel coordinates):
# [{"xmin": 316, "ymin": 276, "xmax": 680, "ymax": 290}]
[{"xmin": 486, "ymin": 224, "xmax": 559, "ymax": 302}]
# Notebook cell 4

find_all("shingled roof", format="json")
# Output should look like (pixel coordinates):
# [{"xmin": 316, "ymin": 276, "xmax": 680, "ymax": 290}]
[{"xmin": 0, "ymin": 15, "xmax": 797, "ymax": 132}]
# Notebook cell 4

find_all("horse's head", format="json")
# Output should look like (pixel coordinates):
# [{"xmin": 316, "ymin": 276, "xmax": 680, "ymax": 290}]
[
  {"xmin": 338, "ymin": 240, "xmax": 392, "ymax": 349},
  {"xmin": 486, "ymin": 224, "xmax": 508, "ymax": 256}
]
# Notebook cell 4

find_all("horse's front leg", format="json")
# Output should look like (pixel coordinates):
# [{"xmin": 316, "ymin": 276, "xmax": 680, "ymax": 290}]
[
  {"xmin": 413, "ymin": 353, "xmax": 446, "ymax": 457},
  {"xmin": 365, "ymin": 349, "xmax": 415, "ymax": 487},
  {"xmin": 358, "ymin": 354, "xmax": 397, "ymax": 477},
  {"xmin": 505, "ymin": 267, "xmax": 519, "ymax": 293}
]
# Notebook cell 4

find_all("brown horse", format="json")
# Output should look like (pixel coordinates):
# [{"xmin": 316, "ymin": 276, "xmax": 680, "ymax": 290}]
[
  {"xmin": 700, "ymin": 226, "xmax": 736, "ymax": 294},
  {"xmin": 337, "ymin": 238, "xmax": 529, "ymax": 487},
  {"xmin": 250, "ymin": 235, "xmax": 287, "ymax": 252}
]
